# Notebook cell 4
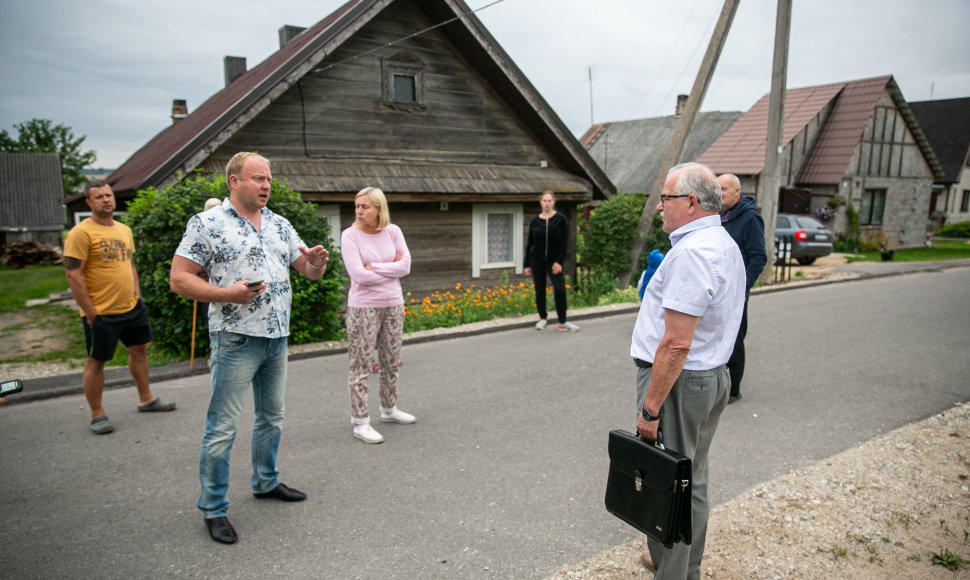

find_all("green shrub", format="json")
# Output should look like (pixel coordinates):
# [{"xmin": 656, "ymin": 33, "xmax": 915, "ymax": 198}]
[
  {"xmin": 123, "ymin": 173, "xmax": 346, "ymax": 358},
  {"xmin": 579, "ymin": 193, "xmax": 670, "ymax": 292},
  {"xmin": 936, "ymin": 220, "xmax": 970, "ymax": 238}
]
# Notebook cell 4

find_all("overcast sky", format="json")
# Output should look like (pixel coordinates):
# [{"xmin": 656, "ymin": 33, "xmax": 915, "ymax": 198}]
[{"xmin": 2, "ymin": 0, "xmax": 968, "ymax": 169}]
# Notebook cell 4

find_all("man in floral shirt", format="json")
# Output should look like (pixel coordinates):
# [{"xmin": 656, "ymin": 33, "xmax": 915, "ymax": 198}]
[{"xmin": 170, "ymin": 152, "xmax": 330, "ymax": 544}]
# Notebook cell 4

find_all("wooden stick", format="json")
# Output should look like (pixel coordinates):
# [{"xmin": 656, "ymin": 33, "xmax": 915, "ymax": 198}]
[{"xmin": 190, "ymin": 300, "xmax": 197, "ymax": 368}]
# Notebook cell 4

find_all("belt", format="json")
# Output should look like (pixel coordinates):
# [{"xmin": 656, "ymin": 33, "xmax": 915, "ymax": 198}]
[{"xmin": 634, "ymin": 358, "xmax": 653, "ymax": 368}]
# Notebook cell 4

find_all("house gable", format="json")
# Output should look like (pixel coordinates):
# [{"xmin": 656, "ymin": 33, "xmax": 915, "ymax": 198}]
[
  {"xmin": 105, "ymin": 0, "xmax": 613, "ymax": 202},
  {"xmin": 205, "ymin": 0, "xmax": 562, "ymax": 197},
  {"xmin": 828, "ymin": 88, "xmax": 935, "ymax": 186}
]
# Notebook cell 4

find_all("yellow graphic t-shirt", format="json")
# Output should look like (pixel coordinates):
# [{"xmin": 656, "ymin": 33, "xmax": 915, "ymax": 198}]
[{"xmin": 63, "ymin": 219, "xmax": 138, "ymax": 316}]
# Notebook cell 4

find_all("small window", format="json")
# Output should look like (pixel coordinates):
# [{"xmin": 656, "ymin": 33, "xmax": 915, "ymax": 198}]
[
  {"xmin": 382, "ymin": 51, "xmax": 425, "ymax": 110},
  {"xmin": 471, "ymin": 204, "xmax": 524, "ymax": 278},
  {"xmin": 393, "ymin": 75, "xmax": 416, "ymax": 102},
  {"xmin": 961, "ymin": 190, "xmax": 970, "ymax": 213},
  {"xmin": 860, "ymin": 189, "xmax": 886, "ymax": 225}
]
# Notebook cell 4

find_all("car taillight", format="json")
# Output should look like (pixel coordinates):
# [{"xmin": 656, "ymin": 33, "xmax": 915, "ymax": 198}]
[{"xmin": 795, "ymin": 230, "xmax": 808, "ymax": 241}]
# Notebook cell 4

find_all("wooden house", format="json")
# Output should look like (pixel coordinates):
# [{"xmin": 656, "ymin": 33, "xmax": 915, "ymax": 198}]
[
  {"xmin": 580, "ymin": 95, "xmax": 741, "ymax": 195},
  {"xmin": 697, "ymin": 75, "xmax": 944, "ymax": 248},
  {"xmin": 89, "ymin": 0, "xmax": 614, "ymax": 297},
  {"xmin": 0, "ymin": 152, "xmax": 65, "ymax": 247},
  {"xmin": 909, "ymin": 97, "xmax": 970, "ymax": 225}
]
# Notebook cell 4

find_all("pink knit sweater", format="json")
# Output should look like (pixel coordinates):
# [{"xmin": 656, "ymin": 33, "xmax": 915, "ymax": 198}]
[{"xmin": 341, "ymin": 224, "xmax": 411, "ymax": 308}]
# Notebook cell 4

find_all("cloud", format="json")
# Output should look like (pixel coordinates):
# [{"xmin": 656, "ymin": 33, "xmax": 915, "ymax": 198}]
[{"xmin": 2, "ymin": 0, "xmax": 968, "ymax": 168}]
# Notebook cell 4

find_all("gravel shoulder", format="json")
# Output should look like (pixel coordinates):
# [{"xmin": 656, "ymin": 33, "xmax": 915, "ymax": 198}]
[{"xmin": 549, "ymin": 403, "xmax": 970, "ymax": 579}]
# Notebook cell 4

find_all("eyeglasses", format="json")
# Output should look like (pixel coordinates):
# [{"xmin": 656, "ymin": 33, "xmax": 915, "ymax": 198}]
[{"xmin": 659, "ymin": 194, "xmax": 690, "ymax": 206}]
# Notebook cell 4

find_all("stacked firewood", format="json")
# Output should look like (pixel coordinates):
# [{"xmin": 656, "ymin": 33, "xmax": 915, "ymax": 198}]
[{"xmin": 0, "ymin": 241, "xmax": 64, "ymax": 268}]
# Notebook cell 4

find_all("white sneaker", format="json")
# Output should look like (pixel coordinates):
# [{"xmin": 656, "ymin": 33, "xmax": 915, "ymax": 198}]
[
  {"xmin": 557, "ymin": 321, "xmax": 580, "ymax": 332},
  {"xmin": 353, "ymin": 423, "xmax": 384, "ymax": 444},
  {"xmin": 380, "ymin": 406, "xmax": 417, "ymax": 424},
  {"xmin": 535, "ymin": 319, "xmax": 548, "ymax": 330}
]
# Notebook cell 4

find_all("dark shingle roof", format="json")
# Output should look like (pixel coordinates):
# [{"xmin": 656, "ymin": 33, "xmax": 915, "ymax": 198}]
[
  {"xmin": 582, "ymin": 111, "xmax": 742, "ymax": 194},
  {"xmin": 909, "ymin": 97, "xmax": 970, "ymax": 183},
  {"xmin": 0, "ymin": 152, "xmax": 65, "ymax": 230}
]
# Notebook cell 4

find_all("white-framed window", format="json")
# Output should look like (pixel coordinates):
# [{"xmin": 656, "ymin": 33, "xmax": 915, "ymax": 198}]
[
  {"xmin": 471, "ymin": 203, "xmax": 523, "ymax": 278},
  {"xmin": 314, "ymin": 205, "xmax": 341, "ymax": 248}
]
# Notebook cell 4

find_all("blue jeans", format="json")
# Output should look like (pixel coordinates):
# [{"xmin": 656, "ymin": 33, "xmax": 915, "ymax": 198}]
[{"xmin": 198, "ymin": 332, "xmax": 288, "ymax": 518}]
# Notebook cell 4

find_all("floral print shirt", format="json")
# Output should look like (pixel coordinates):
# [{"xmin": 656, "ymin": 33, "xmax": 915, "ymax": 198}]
[{"xmin": 174, "ymin": 198, "xmax": 305, "ymax": 338}]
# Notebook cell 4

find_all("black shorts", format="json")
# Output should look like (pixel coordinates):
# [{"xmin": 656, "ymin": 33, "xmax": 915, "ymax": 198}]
[{"xmin": 82, "ymin": 298, "xmax": 154, "ymax": 362}]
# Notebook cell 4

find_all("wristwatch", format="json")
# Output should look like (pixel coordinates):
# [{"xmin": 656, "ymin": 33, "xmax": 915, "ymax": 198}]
[{"xmin": 641, "ymin": 407, "xmax": 661, "ymax": 422}]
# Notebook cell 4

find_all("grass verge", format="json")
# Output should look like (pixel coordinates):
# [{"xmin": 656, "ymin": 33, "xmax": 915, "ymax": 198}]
[{"xmin": 845, "ymin": 239, "xmax": 970, "ymax": 263}]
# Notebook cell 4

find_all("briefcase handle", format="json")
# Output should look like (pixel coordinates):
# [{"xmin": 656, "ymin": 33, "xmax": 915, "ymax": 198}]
[{"xmin": 636, "ymin": 428, "xmax": 666, "ymax": 450}]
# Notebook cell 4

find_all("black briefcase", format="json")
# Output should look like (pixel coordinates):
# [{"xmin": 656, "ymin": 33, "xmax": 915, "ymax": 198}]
[{"xmin": 604, "ymin": 429, "xmax": 692, "ymax": 548}]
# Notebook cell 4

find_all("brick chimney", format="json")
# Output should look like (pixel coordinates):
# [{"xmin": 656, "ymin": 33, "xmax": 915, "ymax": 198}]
[
  {"xmin": 224, "ymin": 56, "xmax": 247, "ymax": 87},
  {"xmin": 279, "ymin": 25, "xmax": 306, "ymax": 48},
  {"xmin": 675, "ymin": 94, "xmax": 688, "ymax": 116},
  {"xmin": 171, "ymin": 99, "xmax": 188, "ymax": 125}
]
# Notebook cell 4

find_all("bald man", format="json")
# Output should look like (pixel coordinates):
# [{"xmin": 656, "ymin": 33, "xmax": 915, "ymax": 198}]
[{"xmin": 717, "ymin": 174, "xmax": 766, "ymax": 403}]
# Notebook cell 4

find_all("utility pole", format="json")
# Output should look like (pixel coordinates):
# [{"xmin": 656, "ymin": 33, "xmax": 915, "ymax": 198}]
[
  {"xmin": 758, "ymin": 0, "xmax": 792, "ymax": 285},
  {"xmin": 620, "ymin": 0, "xmax": 740, "ymax": 288},
  {"xmin": 588, "ymin": 66, "xmax": 594, "ymax": 127}
]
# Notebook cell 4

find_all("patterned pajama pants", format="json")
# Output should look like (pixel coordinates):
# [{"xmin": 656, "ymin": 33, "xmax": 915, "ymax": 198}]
[{"xmin": 345, "ymin": 305, "xmax": 405, "ymax": 423}]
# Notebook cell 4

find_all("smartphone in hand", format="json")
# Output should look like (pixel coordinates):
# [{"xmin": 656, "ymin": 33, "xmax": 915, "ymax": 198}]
[
  {"xmin": 246, "ymin": 280, "xmax": 264, "ymax": 287},
  {"xmin": 1, "ymin": 379, "xmax": 24, "ymax": 396}
]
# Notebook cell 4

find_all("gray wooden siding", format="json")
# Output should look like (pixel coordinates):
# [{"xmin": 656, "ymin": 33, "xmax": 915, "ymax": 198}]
[{"xmin": 214, "ymin": 0, "xmax": 548, "ymax": 169}]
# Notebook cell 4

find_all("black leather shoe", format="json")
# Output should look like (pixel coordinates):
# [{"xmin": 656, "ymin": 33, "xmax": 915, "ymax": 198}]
[
  {"xmin": 205, "ymin": 516, "xmax": 237, "ymax": 544},
  {"xmin": 253, "ymin": 482, "xmax": 307, "ymax": 502}
]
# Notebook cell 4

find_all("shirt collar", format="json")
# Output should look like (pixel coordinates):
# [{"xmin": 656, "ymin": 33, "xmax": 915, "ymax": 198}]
[{"xmin": 670, "ymin": 214, "xmax": 722, "ymax": 246}]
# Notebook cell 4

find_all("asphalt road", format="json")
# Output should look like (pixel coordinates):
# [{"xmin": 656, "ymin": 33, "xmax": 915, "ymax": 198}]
[{"xmin": 1, "ymin": 266, "xmax": 968, "ymax": 579}]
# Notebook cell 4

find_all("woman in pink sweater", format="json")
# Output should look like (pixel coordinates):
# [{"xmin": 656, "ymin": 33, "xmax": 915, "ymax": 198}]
[{"xmin": 341, "ymin": 187, "xmax": 415, "ymax": 444}]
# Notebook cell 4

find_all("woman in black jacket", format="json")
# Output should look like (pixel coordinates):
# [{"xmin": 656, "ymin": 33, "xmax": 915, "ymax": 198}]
[{"xmin": 523, "ymin": 191, "xmax": 579, "ymax": 332}]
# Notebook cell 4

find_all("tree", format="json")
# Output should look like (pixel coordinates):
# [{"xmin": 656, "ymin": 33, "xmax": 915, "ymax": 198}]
[
  {"xmin": 124, "ymin": 172, "xmax": 347, "ymax": 359},
  {"xmin": 0, "ymin": 119, "xmax": 97, "ymax": 194},
  {"xmin": 577, "ymin": 193, "xmax": 672, "ymax": 299}
]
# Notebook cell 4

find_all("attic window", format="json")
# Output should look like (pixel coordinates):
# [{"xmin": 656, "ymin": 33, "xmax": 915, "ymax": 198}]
[
  {"xmin": 393, "ymin": 74, "xmax": 416, "ymax": 102},
  {"xmin": 382, "ymin": 51, "xmax": 425, "ymax": 111}
]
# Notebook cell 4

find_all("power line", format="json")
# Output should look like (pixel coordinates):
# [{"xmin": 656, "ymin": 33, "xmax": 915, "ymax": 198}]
[
  {"xmin": 313, "ymin": 0, "xmax": 509, "ymax": 74},
  {"xmin": 651, "ymin": 3, "xmax": 719, "ymax": 117},
  {"xmin": 627, "ymin": 0, "xmax": 705, "ymax": 119}
]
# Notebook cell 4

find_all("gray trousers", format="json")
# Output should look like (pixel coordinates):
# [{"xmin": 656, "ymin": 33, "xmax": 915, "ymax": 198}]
[{"xmin": 636, "ymin": 365, "xmax": 730, "ymax": 580}]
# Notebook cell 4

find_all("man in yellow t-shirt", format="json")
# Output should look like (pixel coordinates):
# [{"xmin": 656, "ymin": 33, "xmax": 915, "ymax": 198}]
[{"xmin": 64, "ymin": 180, "xmax": 176, "ymax": 435}]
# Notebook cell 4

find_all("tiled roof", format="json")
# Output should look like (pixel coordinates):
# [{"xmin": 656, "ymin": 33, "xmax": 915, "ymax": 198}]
[
  {"xmin": 697, "ymin": 75, "xmax": 943, "ymax": 185},
  {"xmin": 696, "ymin": 80, "xmax": 847, "ymax": 176},
  {"xmin": 798, "ymin": 76, "xmax": 891, "ymax": 184},
  {"xmin": 909, "ymin": 97, "xmax": 970, "ymax": 183}
]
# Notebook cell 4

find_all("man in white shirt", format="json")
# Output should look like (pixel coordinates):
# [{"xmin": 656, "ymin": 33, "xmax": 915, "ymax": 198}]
[{"xmin": 631, "ymin": 163, "xmax": 745, "ymax": 579}]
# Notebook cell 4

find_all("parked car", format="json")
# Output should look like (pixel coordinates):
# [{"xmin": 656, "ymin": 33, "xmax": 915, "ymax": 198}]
[{"xmin": 774, "ymin": 213, "xmax": 833, "ymax": 265}]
